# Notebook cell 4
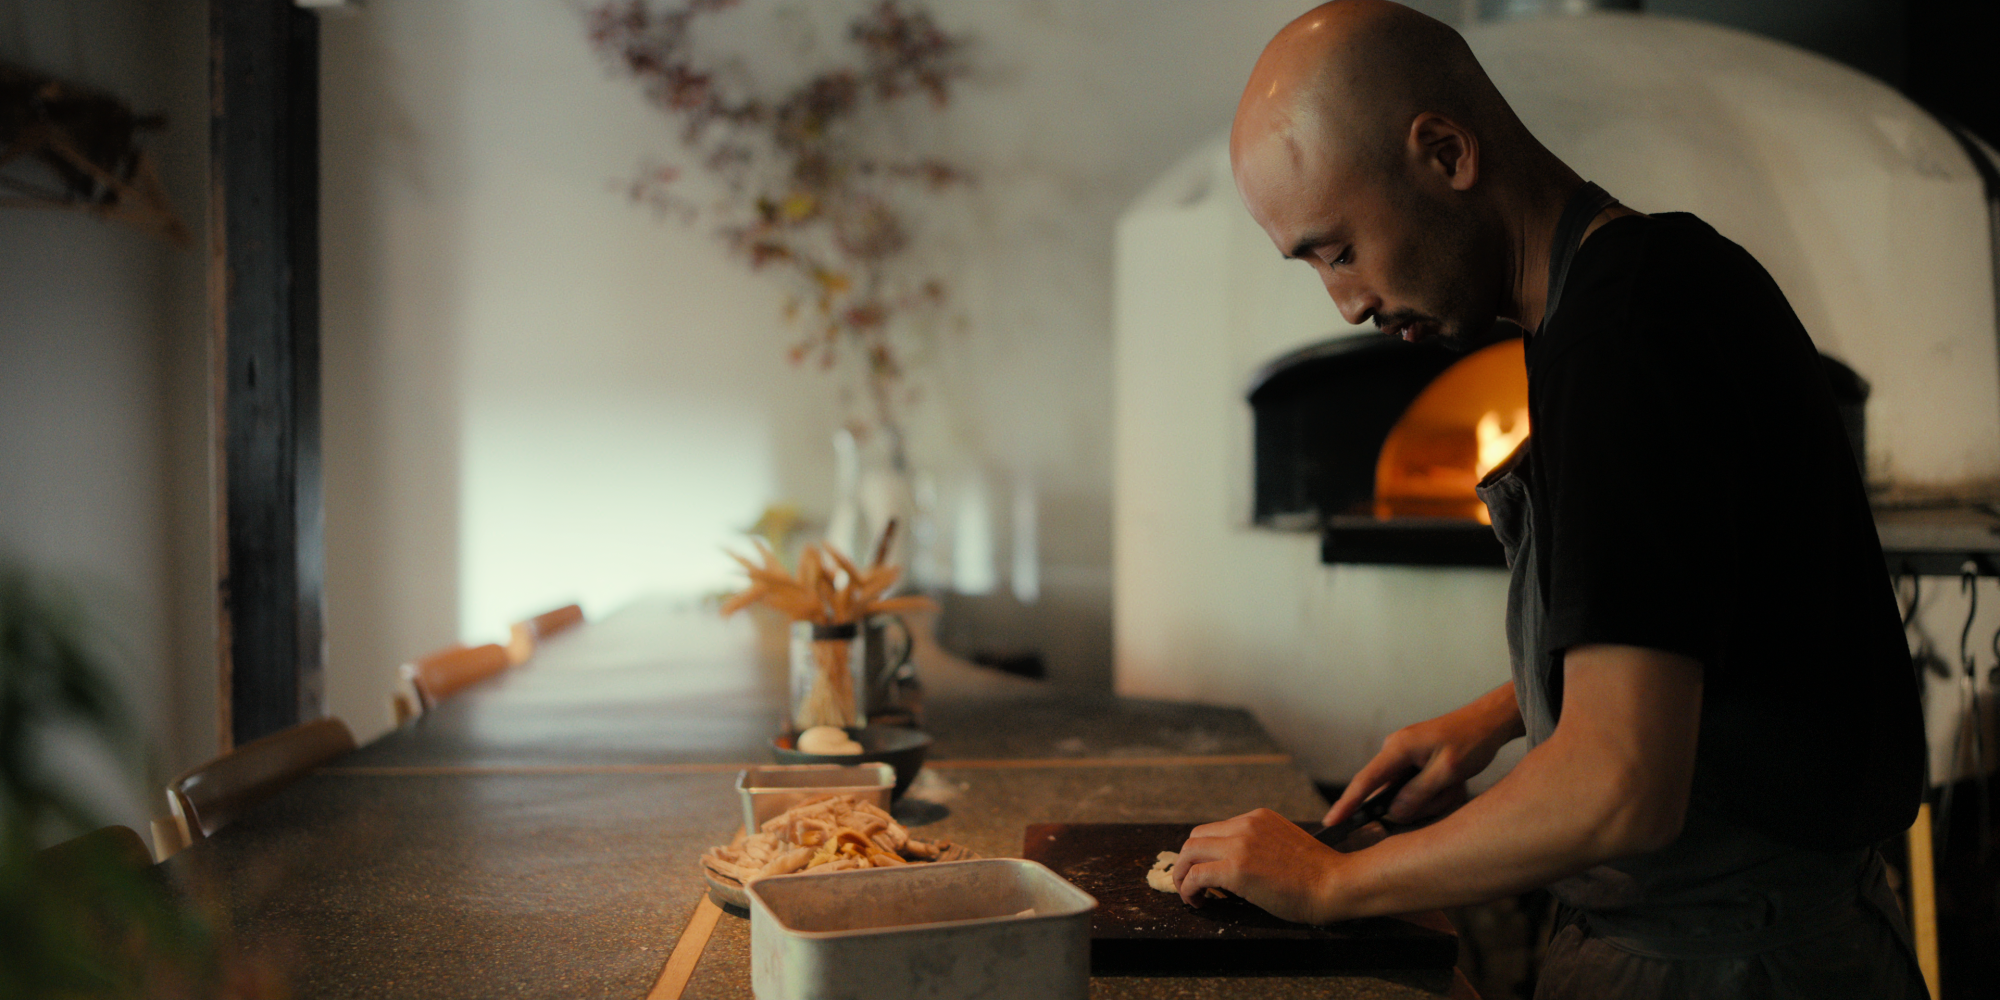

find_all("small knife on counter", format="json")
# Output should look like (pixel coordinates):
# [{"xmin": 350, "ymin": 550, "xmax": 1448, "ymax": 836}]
[{"xmin": 1310, "ymin": 768, "xmax": 1417, "ymax": 849}]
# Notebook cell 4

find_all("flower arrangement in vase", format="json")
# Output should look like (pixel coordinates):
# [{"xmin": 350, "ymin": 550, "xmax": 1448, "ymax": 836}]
[{"xmin": 722, "ymin": 535, "xmax": 934, "ymax": 730}]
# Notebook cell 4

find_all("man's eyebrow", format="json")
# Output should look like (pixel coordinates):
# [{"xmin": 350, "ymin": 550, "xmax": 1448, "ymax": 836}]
[{"xmin": 1286, "ymin": 233, "xmax": 1332, "ymax": 260}]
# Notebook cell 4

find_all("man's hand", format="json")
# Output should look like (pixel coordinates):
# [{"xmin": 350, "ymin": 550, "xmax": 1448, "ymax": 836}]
[
  {"xmin": 1325, "ymin": 682, "xmax": 1524, "ymax": 828},
  {"xmin": 1171, "ymin": 808, "xmax": 1349, "ymax": 925},
  {"xmin": 1173, "ymin": 647, "xmax": 1703, "ymax": 923}
]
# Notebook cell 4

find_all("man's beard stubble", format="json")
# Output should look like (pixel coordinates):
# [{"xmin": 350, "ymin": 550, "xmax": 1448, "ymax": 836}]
[{"xmin": 1380, "ymin": 179, "xmax": 1503, "ymax": 352}]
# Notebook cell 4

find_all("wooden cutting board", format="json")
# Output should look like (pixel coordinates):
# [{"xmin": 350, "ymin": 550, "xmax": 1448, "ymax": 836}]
[{"xmin": 1022, "ymin": 822, "xmax": 1459, "ymax": 975}]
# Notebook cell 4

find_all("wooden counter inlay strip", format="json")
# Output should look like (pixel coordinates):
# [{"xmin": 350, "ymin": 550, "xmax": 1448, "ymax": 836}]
[
  {"xmin": 647, "ymin": 895, "xmax": 722, "ymax": 1000},
  {"xmin": 321, "ymin": 763, "xmax": 755, "ymax": 776},
  {"xmin": 935, "ymin": 753, "xmax": 1292, "ymax": 770},
  {"xmin": 320, "ymin": 753, "xmax": 1292, "ymax": 777}
]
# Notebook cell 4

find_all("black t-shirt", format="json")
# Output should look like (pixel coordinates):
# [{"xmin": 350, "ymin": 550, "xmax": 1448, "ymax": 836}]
[{"xmin": 1526, "ymin": 211, "xmax": 1925, "ymax": 851}]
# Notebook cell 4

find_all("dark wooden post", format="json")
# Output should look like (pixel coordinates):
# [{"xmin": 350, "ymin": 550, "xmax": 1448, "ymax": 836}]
[{"xmin": 210, "ymin": 0, "xmax": 323, "ymax": 748}]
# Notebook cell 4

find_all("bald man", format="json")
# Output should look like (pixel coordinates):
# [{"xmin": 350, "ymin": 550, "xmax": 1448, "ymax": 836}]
[{"xmin": 1170, "ymin": 4, "xmax": 1928, "ymax": 997}]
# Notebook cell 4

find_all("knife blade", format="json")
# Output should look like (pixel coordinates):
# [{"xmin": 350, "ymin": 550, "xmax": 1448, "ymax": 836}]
[{"xmin": 1310, "ymin": 768, "xmax": 1417, "ymax": 849}]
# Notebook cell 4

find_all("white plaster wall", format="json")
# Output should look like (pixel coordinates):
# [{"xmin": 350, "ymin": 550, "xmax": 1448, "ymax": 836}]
[
  {"xmin": 1113, "ymin": 14, "xmax": 1999, "ymax": 785},
  {"xmin": 320, "ymin": 0, "xmax": 846, "ymax": 740},
  {"xmin": 1469, "ymin": 14, "xmax": 2000, "ymax": 489},
  {"xmin": 0, "ymin": 0, "xmax": 215, "ymax": 838},
  {"xmin": 316, "ymin": 0, "xmax": 1470, "ymax": 740},
  {"xmin": 1114, "ymin": 141, "xmax": 1519, "ymax": 786}
]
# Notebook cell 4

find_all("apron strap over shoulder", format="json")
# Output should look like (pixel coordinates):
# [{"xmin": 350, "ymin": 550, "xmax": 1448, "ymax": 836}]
[{"xmin": 1542, "ymin": 181, "xmax": 1619, "ymax": 333}]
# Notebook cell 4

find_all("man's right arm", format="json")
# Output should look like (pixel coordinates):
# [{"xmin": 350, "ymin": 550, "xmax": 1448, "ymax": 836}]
[
  {"xmin": 1324, "ymin": 681, "xmax": 1525, "ymax": 826},
  {"xmin": 1175, "ymin": 647, "xmax": 1701, "ymax": 923}
]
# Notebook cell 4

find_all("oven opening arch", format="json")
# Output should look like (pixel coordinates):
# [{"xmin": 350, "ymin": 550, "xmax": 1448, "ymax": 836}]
[{"xmin": 1247, "ymin": 334, "xmax": 1869, "ymax": 566}]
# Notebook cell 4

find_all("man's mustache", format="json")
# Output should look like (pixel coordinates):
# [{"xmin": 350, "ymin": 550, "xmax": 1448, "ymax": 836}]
[
  {"xmin": 1373, "ymin": 310, "xmax": 1434, "ymax": 332},
  {"xmin": 1373, "ymin": 309, "xmax": 1510, "ymax": 355}
]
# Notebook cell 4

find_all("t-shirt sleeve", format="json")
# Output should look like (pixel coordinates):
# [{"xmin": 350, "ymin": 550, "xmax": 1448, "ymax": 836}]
[{"xmin": 1532, "ymin": 293, "xmax": 1729, "ymax": 670}]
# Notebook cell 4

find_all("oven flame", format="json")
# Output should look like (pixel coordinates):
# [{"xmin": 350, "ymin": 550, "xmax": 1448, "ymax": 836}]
[
  {"xmin": 1475, "ymin": 408, "xmax": 1530, "ymax": 481},
  {"xmin": 1373, "ymin": 338, "xmax": 1529, "ymax": 525}
]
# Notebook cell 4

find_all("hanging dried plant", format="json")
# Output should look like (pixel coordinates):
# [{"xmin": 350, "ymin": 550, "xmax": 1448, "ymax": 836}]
[
  {"xmin": 586, "ymin": 0, "xmax": 972, "ymax": 458},
  {"xmin": 0, "ymin": 62, "xmax": 189, "ymax": 246}
]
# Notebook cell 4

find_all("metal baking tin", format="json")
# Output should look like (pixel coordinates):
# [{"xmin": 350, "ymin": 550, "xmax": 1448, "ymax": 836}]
[
  {"xmin": 736, "ymin": 764, "xmax": 895, "ymax": 832},
  {"xmin": 747, "ymin": 858, "xmax": 1097, "ymax": 1000}
]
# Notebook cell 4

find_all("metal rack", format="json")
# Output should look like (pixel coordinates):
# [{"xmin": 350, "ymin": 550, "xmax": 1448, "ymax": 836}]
[
  {"xmin": 1878, "ymin": 504, "xmax": 2000, "ymax": 578},
  {"xmin": 1884, "ymin": 504, "xmax": 1998, "ymax": 868}
]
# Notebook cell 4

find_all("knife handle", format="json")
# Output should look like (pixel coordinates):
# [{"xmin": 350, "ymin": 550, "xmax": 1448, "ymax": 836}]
[
  {"xmin": 1359, "ymin": 768, "xmax": 1417, "ymax": 820},
  {"xmin": 1312, "ymin": 768, "xmax": 1417, "ymax": 847}
]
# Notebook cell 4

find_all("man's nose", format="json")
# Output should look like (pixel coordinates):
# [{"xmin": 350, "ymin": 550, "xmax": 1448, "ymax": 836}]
[{"xmin": 1328, "ymin": 280, "xmax": 1378, "ymax": 328}]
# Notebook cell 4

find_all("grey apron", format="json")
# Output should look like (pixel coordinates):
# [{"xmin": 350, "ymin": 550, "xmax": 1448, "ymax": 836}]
[{"xmin": 1466, "ymin": 183, "xmax": 1928, "ymax": 1000}]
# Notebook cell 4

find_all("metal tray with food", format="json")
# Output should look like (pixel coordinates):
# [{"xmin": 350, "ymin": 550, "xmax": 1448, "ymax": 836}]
[
  {"xmin": 736, "ymin": 763, "xmax": 895, "ymax": 832},
  {"xmin": 747, "ymin": 858, "xmax": 1096, "ymax": 1000},
  {"xmin": 700, "ymin": 793, "xmax": 974, "ymax": 909}
]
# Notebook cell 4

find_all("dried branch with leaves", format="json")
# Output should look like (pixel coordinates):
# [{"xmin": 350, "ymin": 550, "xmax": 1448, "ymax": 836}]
[{"xmin": 586, "ymin": 0, "xmax": 973, "ymax": 453}]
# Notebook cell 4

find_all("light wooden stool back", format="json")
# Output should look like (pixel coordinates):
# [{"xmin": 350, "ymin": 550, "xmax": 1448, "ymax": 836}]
[
  {"xmin": 1905, "ymin": 802, "xmax": 1940, "ymax": 999},
  {"xmin": 408, "ymin": 642, "xmax": 511, "ymax": 709},
  {"xmin": 44, "ymin": 825, "xmax": 154, "ymax": 874},
  {"xmin": 506, "ymin": 603, "xmax": 585, "ymax": 664},
  {"xmin": 157, "ymin": 717, "xmax": 356, "ymax": 858}
]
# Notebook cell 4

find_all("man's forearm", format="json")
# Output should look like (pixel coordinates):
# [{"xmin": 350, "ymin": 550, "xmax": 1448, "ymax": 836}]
[
  {"xmin": 1330, "ymin": 681, "xmax": 1526, "ymax": 827},
  {"xmin": 1316, "ymin": 646, "xmax": 1701, "ymax": 919},
  {"xmin": 1465, "ymin": 681, "xmax": 1527, "ymax": 752}
]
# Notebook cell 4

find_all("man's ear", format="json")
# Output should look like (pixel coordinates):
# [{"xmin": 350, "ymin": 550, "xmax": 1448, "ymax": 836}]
[{"xmin": 1408, "ymin": 113, "xmax": 1478, "ymax": 192}]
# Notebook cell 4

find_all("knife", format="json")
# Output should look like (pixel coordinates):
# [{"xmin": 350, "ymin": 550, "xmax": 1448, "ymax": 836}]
[{"xmin": 1310, "ymin": 768, "xmax": 1417, "ymax": 848}]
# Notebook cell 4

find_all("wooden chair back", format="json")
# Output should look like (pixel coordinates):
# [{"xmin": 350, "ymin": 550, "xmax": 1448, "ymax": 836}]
[
  {"xmin": 167, "ymin": 717, "xmax": 356, "ymax": 845},
  {"xmin": 41, "ymin": 825, "xmax": 154, "ymax": 875},
  {"xmin": 506, "ymin": 603, "xmax": 585, "ymax": 664},
  {"xmin": 1905, "ymin": 802, "xmax": 1940, "ymax": 999},
  {"xmin": 408, "ymin": 642, "xmax": 510, "ymax": 708},
  {"xmin": 390, "ymin": 677, "xmax": 424, "ymax": 726},
  {"xmin": 149, "ymin": 817, "xmax": 186, "ymax": 862},
  {"xmin": 33, "ymin": 826, "xmax": 167, "ymax": 979}
]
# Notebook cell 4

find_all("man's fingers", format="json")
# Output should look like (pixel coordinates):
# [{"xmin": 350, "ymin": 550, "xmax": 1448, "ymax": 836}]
[
  {"xmin": 1413, "ymin": 782, "xmax": 1468, "ymax": 820},
  {"xmin": 1323, "ymin": 773, "xmax": 1375, "ymax": 825},
  {"xmin": 1186, "ymin": 810, "xmax": 1256, "ymax": 842},
  {"xmin": 1177, "ymin": 859, "xmax": 1229, "ymax": 908},
  {"xmin": 1324, "ymin": 752, "xmax": 1408, "ymax": 825},
  {"xmin": 1170, "ymin": 835, "xmax": 1218, "ymax": 889},
  {"xmin": 1387, "ymin": 759, "xmax": 1459, "ymax": 822}
]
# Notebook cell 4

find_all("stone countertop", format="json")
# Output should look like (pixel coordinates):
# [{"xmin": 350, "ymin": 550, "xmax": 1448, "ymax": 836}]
[
  {"xmin": 160, "ymin": 762, "xmax": 1463, "ymax": 999},
  {"xmin": 682, "ymin": 764, "xmax": 1462, "ymax": 999},
  {"xmin": 164, "ymin": 770, "xmax": 740, "ymax": 999},
  {"xmin": 164, "ymin": 603, "xmax": 1466, "ymax": 998},
  {"xmin": 918, "ymin": 697, "xmax": 1289, "ymax": 760}
]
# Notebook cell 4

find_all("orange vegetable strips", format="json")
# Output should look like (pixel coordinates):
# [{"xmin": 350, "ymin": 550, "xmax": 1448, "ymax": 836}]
[
  {"xmin": 863, "ymin": 595, "xmax": 938, "ymax": 617},
  {"xmin": 816, "ymin": 569, "xmax": 840, "ymax": 623},
  {"xmin": 869, "ymin": 518, "xmax": 899, "ymax": 569},
  {"xmin": 742, "ymin": 567, "xmax": 795, "ymax": 588},
  {"xmin": 719, "ymin": 584, "xmax": 767, "ymax": 617},
  {"xmin": 799, "ymin": 547, "xmax": 823, "ymax": 600},
  {"xmin": 753, "ymin": 537, "xmax": 784, "ymax": 573},
  {"xmin": 856, "ymin": 565, "xmax": 901, "ymax": 605},
  {"xmin": 824, "ymin": 544, "xmax": 864, "ymax": 588},
  {"xmin": 767, "ymin": 592, "xmax": 819, "ymax": 620}
]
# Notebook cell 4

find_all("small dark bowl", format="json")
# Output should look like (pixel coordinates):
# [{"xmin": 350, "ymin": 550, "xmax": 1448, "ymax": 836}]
[{"xmin": 771, "ymin": 726, "xmax": 931, "ymax": 799}]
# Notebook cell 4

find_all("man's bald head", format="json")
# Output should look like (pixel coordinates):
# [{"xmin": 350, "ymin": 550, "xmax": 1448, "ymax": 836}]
[
  {"xmin": 1232, "ymin": 1, "xmax": 1523, "ymax": 189},
  {"xmin": 1231, "ymin": 1, "xmax": 1571, "ymax": 345}
]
